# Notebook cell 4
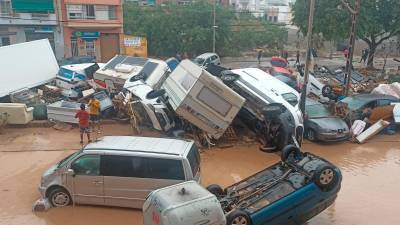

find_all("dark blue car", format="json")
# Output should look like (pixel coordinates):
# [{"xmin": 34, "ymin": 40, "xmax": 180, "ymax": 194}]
[{"xmin": 207, "ymin": 146, "xmax": 342, "ymax": 225}]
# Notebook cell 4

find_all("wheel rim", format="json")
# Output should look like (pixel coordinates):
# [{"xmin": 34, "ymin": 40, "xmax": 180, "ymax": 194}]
[
  {"xmin": 308, "ymin": 130, "xmax": 315, "ymax": 140},
  {"xmin": 52, "ymin": 192, "xmax": 70, "ymax": 207},
  {"xmin": 320, "ymin": 168, "xmax": 334, "ymax": 185},
  {"xmin": 232, "ymin": 216, "xmax": 248, "ymax": 225}
]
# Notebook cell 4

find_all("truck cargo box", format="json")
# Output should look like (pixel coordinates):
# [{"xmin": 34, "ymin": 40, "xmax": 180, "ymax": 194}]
[{"xmin": 163, "ymin": 60, "xmax": 245, "ymax": 139}]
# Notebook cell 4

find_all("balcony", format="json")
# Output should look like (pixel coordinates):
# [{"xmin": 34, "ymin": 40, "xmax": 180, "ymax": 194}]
[{"xmin": 0, "ymin": 12, "xmax": 57, "ymax": 25}]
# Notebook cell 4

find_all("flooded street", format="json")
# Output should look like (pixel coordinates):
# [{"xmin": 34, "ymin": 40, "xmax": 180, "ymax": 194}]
[{"xmin": 0, "ymin": 124, "xmax": 399, "ymax": 225}]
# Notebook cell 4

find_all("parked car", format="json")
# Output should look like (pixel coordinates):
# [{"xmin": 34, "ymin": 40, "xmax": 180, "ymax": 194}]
[
  {"xmin": 305, "ymin": 99, "xmax": 350, "ymax": 142},
  {"xmin": 38, "ymin": 136, "xmax": 200, "ymax": 209},
  {"xmin": 144, "ymin": 146, "xmax": 342, "ymax": 225},
  {"xmin": 219, "ymin": 68, "xmax": 304, "ymax": 150},
  {"xmin": 193, "ymin": 52, "xmax": 221, "ymax": 67},
  {"xmin": 340, "ymin": 94, "xmax": 399, "ymax": 121}
]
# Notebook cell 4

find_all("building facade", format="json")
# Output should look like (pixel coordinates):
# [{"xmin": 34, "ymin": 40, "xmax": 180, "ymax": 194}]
[
  {"xmin": 60, "ymin": 0, "xmax": 123, "ymax": 62},
  {"xmin": 0, "ymin": 0, "xmax": 64, "ymax": 59},
  {"xmin": 230, "ymin": 0, "xmax": 295, "ymax": 24}
]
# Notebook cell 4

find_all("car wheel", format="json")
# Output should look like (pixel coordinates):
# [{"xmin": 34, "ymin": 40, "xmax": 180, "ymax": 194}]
[
  {"xmin": 48, "ymin": 187, "xmax": 72, "ymax": 207},
  {"xmin": 221, "ymin": 74, "xmax": 238, "ymax": 82},
  {"xmin": 313, "ymin": 164, "xmax": 339, "ymax": 191},
  {"xmin": 271, "ymin": 117, "xmax": 290, "ymax": 151},
  {"xmin": 226, "ymin": 210, "xmax": 252, "ymax": 225},
  {"xmin": 322, "ymin": 85, "xmax": 333, "ymax": 97},
  {"xmin": 281, "ymin": 145, "xmax": 302, "ymax": 162},
  {"xmin": 307, "ymin": 129, "xmax": 317, "ymax": 142},
  {"xmin": 206, "ymin": 184, "xmax": 225, "ymax": 198}
]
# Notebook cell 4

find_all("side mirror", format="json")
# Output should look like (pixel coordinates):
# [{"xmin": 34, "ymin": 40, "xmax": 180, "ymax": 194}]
[{"xmin": 66, "ymin": 168, "xmax": 75, "ymax": 177}]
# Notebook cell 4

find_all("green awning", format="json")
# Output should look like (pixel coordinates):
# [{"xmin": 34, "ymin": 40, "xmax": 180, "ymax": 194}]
[{"xmin": 11, "ymin": 0, "xmax": 54, "ymax": 12}]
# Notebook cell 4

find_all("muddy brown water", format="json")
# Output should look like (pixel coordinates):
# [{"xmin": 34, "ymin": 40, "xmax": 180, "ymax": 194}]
[{"xmin": 0, "ymin": 125, "xmax": 399, "ymax": 225}]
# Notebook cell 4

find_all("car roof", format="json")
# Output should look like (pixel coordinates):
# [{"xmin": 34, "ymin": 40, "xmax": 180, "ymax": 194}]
[
  {"xmin": 196, "ymin": 52, "xmax": 217, "ymax": 59},
  {"xmin": 232, "ymin": 68, "xmax": 299, "ymax": 97},
  {"xmin": 83, "ymin": 136, "xmax": 193, "ymax": 156}
]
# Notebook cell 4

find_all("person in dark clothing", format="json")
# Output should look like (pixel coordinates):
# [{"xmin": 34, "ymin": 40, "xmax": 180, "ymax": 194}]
[
  {"xmin": 295, "ymin": 50, "xmax": 300, "ymax": 64},
  {"xmin": 257, "ymin": 50, "xmax": 262, "ymax": 65},
  {"xmin": 359, "ymin": 48, "xmax": 369, "ymax": 63}
]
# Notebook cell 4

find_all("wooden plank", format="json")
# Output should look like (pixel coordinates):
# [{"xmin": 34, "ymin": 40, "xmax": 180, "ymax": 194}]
[{"xmin": 356, "ymin": 119, "xmax": 390, "ymax": 144}]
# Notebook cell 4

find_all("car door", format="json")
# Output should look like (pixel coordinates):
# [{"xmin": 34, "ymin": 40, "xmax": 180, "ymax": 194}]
[
  {"xmin": 101, "ymin": 155, "xmax": 185, "ymax": 208},
  {"xmin": 67, "ymin": 154, "xmax": 104, "ymax": 205}
]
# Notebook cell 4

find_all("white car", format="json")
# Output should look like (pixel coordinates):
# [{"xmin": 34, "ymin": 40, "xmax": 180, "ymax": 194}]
[
  {"xmin": 220, "ymin": 68, "xmax": 304, "ymax": 150},
  {"xmin": 193, "ymin": 52, "xmax": 221, "ymax": 67}
]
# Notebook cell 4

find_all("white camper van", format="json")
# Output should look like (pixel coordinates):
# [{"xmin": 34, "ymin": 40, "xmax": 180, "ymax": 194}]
[{"xmin": 163, "ymin": 60, "xmax": 245, "ymax": 139}]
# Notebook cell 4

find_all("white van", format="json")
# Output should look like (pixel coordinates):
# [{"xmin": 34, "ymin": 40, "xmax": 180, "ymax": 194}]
[{"xmin": 38, "ymin": 136, "xmax": 201, "ymax": 209}]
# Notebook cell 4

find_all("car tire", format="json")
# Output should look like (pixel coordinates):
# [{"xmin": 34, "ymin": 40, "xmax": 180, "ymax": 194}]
[
  {"xmin": 226, "ymin": 210, "xmax": 252, "ymax": 225},
  {"xmin": 221, "ymin": 74, "xmax": 239, "ymax": 83},
  {"xmin": 48, "ymin": 187, "xmax": 72, "ymax": 207},
  {"xmin": 206, "ymin": 184, "xmax": 225, "ymax": 198},
  {"xmin": 281, "ymin": 145, "xmax": 302, "ymax": 162},
  {"xmin": 307, "ymin": 129, "xmax": 317, "ymax": 142},
  {"xmin": 272, "ymin": 117, "xmax": 290, "ymax": 151},
  {"xmin": 313, "ymin": 164, "xmax": 339, "ymax": 191},
  {"xmin": 322, "ymin": 85, "xmax": 333, "ymax": 97}
]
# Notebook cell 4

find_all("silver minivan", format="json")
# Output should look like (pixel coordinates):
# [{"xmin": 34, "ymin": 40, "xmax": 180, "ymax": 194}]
[{"xmin": 38, "ymin": 136, "xmax": 201, "ymax": 209}]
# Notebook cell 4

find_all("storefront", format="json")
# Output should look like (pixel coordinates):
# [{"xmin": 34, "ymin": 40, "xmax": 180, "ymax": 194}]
[{"xmin": 65, "ymin": 30, "xmax": 121, "ymax": 62}]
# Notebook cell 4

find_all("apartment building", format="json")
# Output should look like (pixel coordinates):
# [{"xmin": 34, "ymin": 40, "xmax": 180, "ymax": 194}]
[
  {"xmin": 0, "ymin": 0, "xmax": 64, "ymax": 59},
  {"xmin": 61, "ymin": 0, "xmax": 123, "ymax": 62}
]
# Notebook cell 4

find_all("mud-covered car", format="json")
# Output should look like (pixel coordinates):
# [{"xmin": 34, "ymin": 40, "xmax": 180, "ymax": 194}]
[{"xmin": 207, "ymin": 145, "xmax": 342, "ymax": 225}]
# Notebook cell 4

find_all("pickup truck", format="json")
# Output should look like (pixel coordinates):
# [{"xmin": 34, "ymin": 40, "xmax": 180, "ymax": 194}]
[{"xmin": 143, "ymin": 146, "xmax": 342, "ymax": 225}]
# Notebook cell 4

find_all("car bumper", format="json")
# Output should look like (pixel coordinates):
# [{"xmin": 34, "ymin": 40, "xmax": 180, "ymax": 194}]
[
  {"xmin": 38, "ymin": 186, "xmax": 47, "ymax": 198},
  {"xmin": 318, "ymin": 132, "xmax": 350, "ymax": 142}
]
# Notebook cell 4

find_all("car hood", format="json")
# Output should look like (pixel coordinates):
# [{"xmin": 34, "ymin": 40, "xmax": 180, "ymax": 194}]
[{"xmin": 308, "ymin": 117, "xmax": 348, "ymax": 130}]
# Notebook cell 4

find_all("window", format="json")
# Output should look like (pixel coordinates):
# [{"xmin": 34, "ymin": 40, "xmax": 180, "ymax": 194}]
[
  {"xmin": 85, "ymin": 5, "xmax": 95, "ymax": 19},
  {"xmin": 85, "ymin": 41, "xmax": 95, "ymax": 57},
  {"xmin": 282, "ymin": 93, "xmax": 298, "ymax": 107},
  {"xmin": 180, "ymin": 73, "xmax": 196, "ymax": 91},
  {"xmin": 187, "ymin": 145, "xmax": 200, "ymax": 177},
  {"xmin": 108, "ymin": 5, "xmax": 117, "ymax": 20},
  {"xmin": 67, "ymin": 4, "xmax": 95, "ymax": 20},
  {"xmin": 273, "ymin": 16, "xmax": 278, "ymax": 22},
  {"xmin": 146, "ymin": 158, "xmax": 185, "ymax": 180},
  {"xmin": 0, "ymin": 0, "xmax": 12, "ymax": 16},
  {"xmin": 71, "ymin": 155, "xmax": 100, "ymax": 176},
  {"xmin": 197, "ymin": 86, "xmax": 232, "ymax": 117},
  {"xmin": 71, "ymin": 37, "xmax": 78, "ymax": 56},
  {"xmin": 101, "ymin": 155, "xmax": 185, "ymax": 180},
  {"xmin": 0, "ymin": 36, "xmax": 10, "ymax": 46},
  {"xmin": 377, "ymin": 99, "xmax": 391, "ymax": 107}
]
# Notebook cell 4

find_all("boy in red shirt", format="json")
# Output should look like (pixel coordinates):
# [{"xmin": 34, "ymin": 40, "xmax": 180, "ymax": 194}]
[{"xmin": 75, "ymin": 103, "xmax": 91, "ymax": 144}]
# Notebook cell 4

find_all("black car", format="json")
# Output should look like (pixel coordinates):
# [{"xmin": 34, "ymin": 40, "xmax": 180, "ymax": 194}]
[
  {"xmin": 340, "ymin": 94, "xmax": 399, "ymax": 121},
  {"xmin": 305, "ymin": 99, "xmax": 350, "ymax": 142}
]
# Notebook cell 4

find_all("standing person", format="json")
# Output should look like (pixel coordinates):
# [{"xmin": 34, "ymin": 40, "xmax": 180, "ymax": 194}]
[
  {"xmin": 295, "ymin": 50, "xmax": 300, "ymax": 65},
  {"xmin": 75, "ymin": 104, "xmax": 91, "ymax": 144},
  {"xmin": 257, "ymin": 50, "xmax": 262, "ymax": 65},
  {"xmin": 359, "ymin": 49, "xmax": 366, "ymax": 63},
  {"xmin": 88, "ymin": 96, "xmax": 101, "ymax": 134},
  {"xmin": 343, "ymin": 48, "xmax": 349, "ymax": 59}
]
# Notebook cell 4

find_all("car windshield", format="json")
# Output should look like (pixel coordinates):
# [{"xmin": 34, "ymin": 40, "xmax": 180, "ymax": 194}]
[
  {"xmin": 57, "ymin": 150, "xmax": 82, "ymax": 168},
  {"xmin": 340, "ymin": 96, "xmax": 365, "ymax": 110},
  {"xmin": 193, "ymin": 57, "xmax": 205, "ymax": 66},
  {"xmin": 282, "ymin": 93, "xmax": 298, "ymax": 106},
  {"xmin": 306, "ymin": 103, "xmax": 332, "ymax": 117}
]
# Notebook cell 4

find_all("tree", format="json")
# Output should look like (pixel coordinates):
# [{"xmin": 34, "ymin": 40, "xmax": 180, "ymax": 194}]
[
  {"xmin": 292, "ymin": 0, "xmax": 400, "ymax": 68},
  {"xmin": 123, "ymin": 2, "xmax": 288, "ymax": 57}
]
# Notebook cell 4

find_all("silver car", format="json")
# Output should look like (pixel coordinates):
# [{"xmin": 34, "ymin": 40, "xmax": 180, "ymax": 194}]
[{"xmin": 39, "ymin": 136, "xmax": 201, "ymax": 209}]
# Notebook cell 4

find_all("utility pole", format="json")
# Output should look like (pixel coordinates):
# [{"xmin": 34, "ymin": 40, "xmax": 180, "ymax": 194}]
[
  {"xmin": 341, "ymin": 0, "xmax": 361, "ymax": 96},
  {"xmin": 300, "ymin": 0, "xmax": 316, "ymax": 115},
  {"xmin": 212, "ymin": 0, "xmax": 216, "ymax": 53}
]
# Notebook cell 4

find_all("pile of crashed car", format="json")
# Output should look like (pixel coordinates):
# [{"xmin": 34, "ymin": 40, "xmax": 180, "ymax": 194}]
[{"xmin": 1, "ymin": 39, "xmax": 400, "ymax": 149}]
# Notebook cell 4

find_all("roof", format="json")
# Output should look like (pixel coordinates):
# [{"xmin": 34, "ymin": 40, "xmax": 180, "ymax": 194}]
[
  {"xmin": 102, "ymin": 55, "xmax": 148, "ymax": 71},
  {"xmin": 196, "ymin": 52, "xmax": 217, "ymax": 59},
  {"xmin": 231, "ymin": 68, "xmax": 299, "ymax": 98},
  {"xmin": 84, "ymin": 136, "xmax": 193, "ymax": 156},
  {"xmin": 272, "ymin": 66, "xmax": 291, "ymax": 74}
]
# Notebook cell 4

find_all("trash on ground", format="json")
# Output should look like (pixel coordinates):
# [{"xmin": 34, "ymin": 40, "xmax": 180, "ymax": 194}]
[
  {"xmin": 47, "ymin": 101, "xmax": 84, "ymax": 124},
  {"xmin": 0, "ymin": 103, "xmax": 33, "ymax": 125},
  {"xmin": 356, "ymin": 119, "xmax": 390, "ymax": 144},
  {"xmin": 32, "ymin": 198, "xmax": 51, "ymax": 212}
]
